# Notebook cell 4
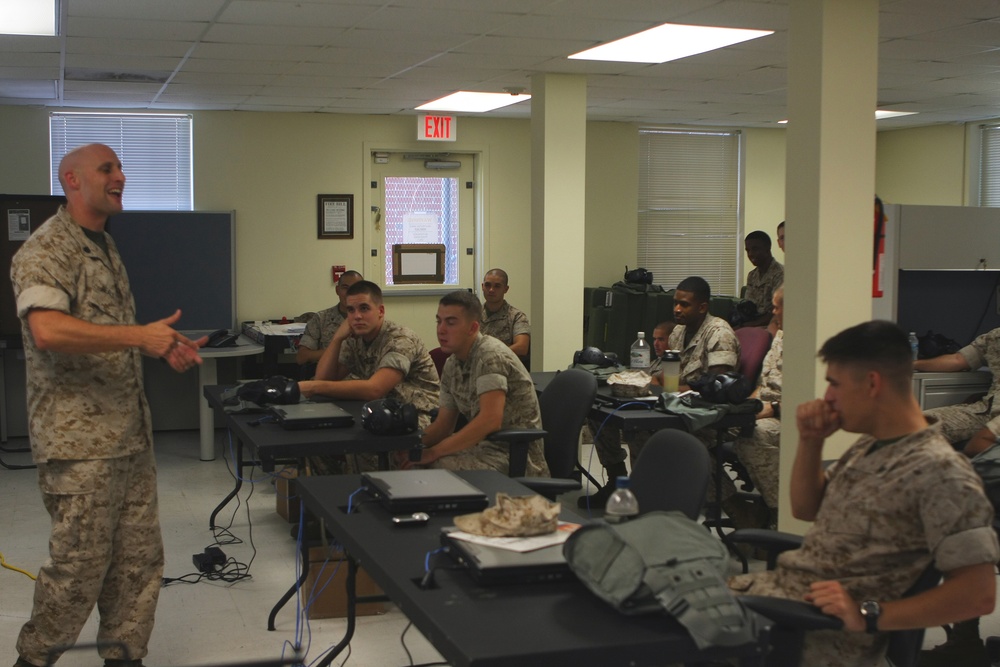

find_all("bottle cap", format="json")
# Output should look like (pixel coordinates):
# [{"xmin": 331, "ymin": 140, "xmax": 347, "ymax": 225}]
[
  {"xmin": 637, "ymin": 332, "xmax": 645, "ymax": 338},
  {"xmin": 615, "ymin": 476, "xmax": 630, "ymax": 488}
]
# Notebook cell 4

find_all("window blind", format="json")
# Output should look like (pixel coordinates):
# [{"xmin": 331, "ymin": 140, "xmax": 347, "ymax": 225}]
[
  {"xmin": 50, "ymin": 113, "xmax": 193, "ymax": 211},
  {"xmin": 980, "ymin": 123, "xmax": 1000, "ymax": 207},
  {"xmin": 637, "ymin": 128, "xmax": 741, "ymax": 295}
]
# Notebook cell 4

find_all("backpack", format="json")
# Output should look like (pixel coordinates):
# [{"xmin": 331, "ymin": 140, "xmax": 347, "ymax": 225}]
[{"xmin": 562, "ymin": 511, "xmax": 759, "ymax": 650}]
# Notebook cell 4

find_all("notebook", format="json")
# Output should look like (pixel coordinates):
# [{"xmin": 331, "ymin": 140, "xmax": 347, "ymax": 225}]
[
  {"xmin": 269, "ymin": 402, "xmax": 355, "ymax": 430},
  {"xmin": 441, "ymin": 528, "xmax": 575, "ymax": 585},
  {"xmin": 361, "ymin": 469, "xmax": 489, "ymax": 513}
]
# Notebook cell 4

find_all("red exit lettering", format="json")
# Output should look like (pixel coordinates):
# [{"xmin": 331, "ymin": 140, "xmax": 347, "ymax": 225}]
[{"xmin": 418, "ymin": 115, "xmax": 456, "ymax": 141}]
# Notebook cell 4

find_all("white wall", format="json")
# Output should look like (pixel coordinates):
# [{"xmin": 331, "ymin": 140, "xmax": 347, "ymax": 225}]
[
  {"xmin": 876, "ymin": 124, "xmax": 967, "ymax": 205},
  {"xmin": 0, "ymin": 106, "xmax": 643, "ymax": 348},
  {"xmin": 13, "ymin": 105, "xmax": 971, "ymax": 346}
]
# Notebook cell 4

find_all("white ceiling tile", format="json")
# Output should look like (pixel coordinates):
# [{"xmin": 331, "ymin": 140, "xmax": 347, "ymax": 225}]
[
  {"xmin": 491, "ymin": 15, "xmax": 653, "ymax": 41},
  {"xmin": 352, "ymin": 6, "xmax": 524, "ymax": 34},
  {"xmin": 65, "ymin": 17, "xmax": 208, "ymax": 41},
  {"xmin": 0, "ymin": 79, "xmax": 58, "ymax": 99},
  {"xmin": 67, "ymin": 37, "xmax": 192, "ymax": 58},
  {"xmin": 0, "ymin": 0, "xmax": 993, "ymax": 128},
  {"xmin": 0, "ymin": 66, "xmax": 60, "ymax": 80},
  {"xmin": 0, "ymin": 52, "xmax": 60, "ymax": 68},
  {"xmin": 219, "ymin": 0, "xmax": 379, "ymax": 28},
  {"xmin": 189, "ymin": 43, "xmax": 322, "ymax": 62},
  {"xmin": 667, "ymin": 0, "xmax": 789, "ymax": 31},
  {"xmin": 0, "ymin": 35, "xmax": 61, "ymax": 53},
  {"xmin": 69, "ymin": 0, "xmax": 228, "ymax": 22},
  {"xmin": 202, "ymin": 23, "xmax": 341, "ymax": 46}
]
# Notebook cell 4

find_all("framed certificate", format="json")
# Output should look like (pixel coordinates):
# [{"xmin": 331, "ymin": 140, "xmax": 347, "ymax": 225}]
[{"xmin": 317, "ymin": 194, "xmax": 354, "ymax": 239}]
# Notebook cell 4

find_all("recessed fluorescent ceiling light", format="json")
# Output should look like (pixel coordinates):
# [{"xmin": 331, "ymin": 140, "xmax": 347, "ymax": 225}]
[
  {"xmin": 569, "ymin": 23, "xmax": 773, "ymax": 64},
  {"xmin": 777, "ymin": 110, "xmax": 918, "ymax": 123},
  {"xmin": 416, "ymin": 91, "xmax": 531, "ymax": 113},
  {"xmin": 874, "ymin": 110, "xmax": 918, "ymax": 119},
  {"xmin": 0, "ymin": 0, "xmax": 57, "ymax": 36}
]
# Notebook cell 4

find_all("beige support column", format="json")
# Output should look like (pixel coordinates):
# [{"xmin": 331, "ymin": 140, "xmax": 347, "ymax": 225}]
[
  {"xmin": 530, "ymin": 73, "xmax": 587, "ymax": 370},
  {"xmin": 778, "ymin": 0, "xmax": 878, "ymax": 533}
]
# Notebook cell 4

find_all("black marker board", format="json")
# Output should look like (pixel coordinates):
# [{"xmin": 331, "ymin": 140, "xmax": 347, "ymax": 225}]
[
  {"xmin": 107, "ymin": 210, "xmax": 235, "ymax": 332},
  {"xmin": 0, "ymin": 198, "xmax": 235, "ymax": 338}
]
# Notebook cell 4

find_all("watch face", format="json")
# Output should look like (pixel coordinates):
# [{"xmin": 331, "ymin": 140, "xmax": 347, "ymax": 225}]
[{"xmin": 860, "ymin": 600, "xmax": 881, "ymax": 633}]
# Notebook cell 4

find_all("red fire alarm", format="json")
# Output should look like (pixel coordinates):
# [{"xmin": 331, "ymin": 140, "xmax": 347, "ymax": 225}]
[{"xmin": 332, "ymin": 265, "xmax": 346, "ymax": 282}]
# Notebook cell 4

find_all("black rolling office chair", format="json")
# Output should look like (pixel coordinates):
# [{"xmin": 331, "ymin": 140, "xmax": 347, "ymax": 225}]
[
  {"xmin": 489, "ymin": 367, "xmax": 599, "ymax": 499},
  {"xmin": 731, "ymin": 530, "xmax": 942, "ymax": 667},
  {"xmin": 629, "ymin": 428, "xmax": 711, "ymax": 520}
]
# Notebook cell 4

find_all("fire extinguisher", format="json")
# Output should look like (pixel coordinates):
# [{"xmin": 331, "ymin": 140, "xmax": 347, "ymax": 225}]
[{"xmin": 873, "ymin": 195, "xmax": 886, "ymax": 298}]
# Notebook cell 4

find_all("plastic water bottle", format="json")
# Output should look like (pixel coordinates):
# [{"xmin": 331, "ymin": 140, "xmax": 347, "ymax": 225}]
[
  {"xmin": 605, "ymin": 477, "xmax": 640, "ymax": 523},
  {"xmin": 630, "ymin": 332, "xmax": 651, "ymax": 372},
  {"xmin": 661, "ymin": 350, "xmax": 681, "ymax": 393},
  {"xmin": 908, "ymin": 332, "xmax": 919, "ymax": 361}
]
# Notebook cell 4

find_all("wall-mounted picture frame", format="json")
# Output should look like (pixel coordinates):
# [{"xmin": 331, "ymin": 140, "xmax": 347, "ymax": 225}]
[{"xmin": 317, "ymin": 194, "xmax": 354, "ymax": 239}]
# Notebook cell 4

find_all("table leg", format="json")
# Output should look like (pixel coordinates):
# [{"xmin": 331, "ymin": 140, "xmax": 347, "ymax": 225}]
[
  {"xmin": 198, "ymin": 357, "xmax": 219, "ymax": 461},
  {"xmin": 315, "ymin": 557, "xmax": 357, "ymax": 666},
  {"xmin": 209, "ymin": 436, "xmax": 244, "ymax": 530},
  {"xmin": 268, "ymin": 537, "xmax": 311, "ymax": 631}
]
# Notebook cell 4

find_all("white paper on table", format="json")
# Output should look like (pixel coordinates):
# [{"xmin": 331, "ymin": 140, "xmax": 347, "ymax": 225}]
[
  {"xmin": 446, "ymin": 521, "xmax": 582, "ymax": 553},
  {"xmin": 259, "ymin": 323, "xmax": 306, "ymax": 335}
]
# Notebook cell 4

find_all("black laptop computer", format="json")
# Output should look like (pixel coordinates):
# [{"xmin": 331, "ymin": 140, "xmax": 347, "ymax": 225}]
[
  {"xmin": 361, "ymin": 469, "xmax": 489, "ymax": 514},
  {"xmin": 269, "ymin": 402, "xmax": 355, "ymax": 430},
  {"xmin": 594, "ymin": 383, "xmax": 663, "ymax": 409},
  {"xmin": 441, "ymin": 528, "xmax": 575, "ymax": 585}
]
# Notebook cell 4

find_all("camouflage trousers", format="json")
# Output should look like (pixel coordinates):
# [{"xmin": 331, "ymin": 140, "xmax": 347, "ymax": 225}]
[
  {"xmin": 729, "ymin": 570, "xmax": 888, "ymax": 666},
  {"xmin": 431, "ymin": 440, "xmax": 549, "ymax": 477},
  {"xmin": 17, "ymin": 447, "xmax": 164, "ymax": 665},
  {"xmin": 733, "ymin": 417, "xmax": 781, "ymax": 510},
  {"xmin": 924, "ymin": 401, "xmax": 999, "ymax": 446}
]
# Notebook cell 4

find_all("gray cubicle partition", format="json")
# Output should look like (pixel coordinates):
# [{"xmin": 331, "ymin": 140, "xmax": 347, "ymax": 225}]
[{"xmin": 108, "ymin": 210, "xmax": 236, "ymax": 331}]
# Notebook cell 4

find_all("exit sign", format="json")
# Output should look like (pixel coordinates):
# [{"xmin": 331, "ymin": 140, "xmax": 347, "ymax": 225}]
[{"xmin": 418, "ymin": 114, "xmax": 456, "ymax": 142}]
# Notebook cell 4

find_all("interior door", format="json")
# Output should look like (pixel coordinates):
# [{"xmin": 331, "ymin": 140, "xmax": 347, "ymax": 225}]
[{"xmin": 370, "ymin": 153, "xmax": 475, "ymax": 289}]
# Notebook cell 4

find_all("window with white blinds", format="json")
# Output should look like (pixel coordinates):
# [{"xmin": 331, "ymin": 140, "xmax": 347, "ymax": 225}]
[
  {"xmin": 637, "ymin": 128, "xmax": 742, "ymax": 295},
  {"xmin": 979, "ymin": 123, "xmax": 1000, "ymax": 207},
  {"xmin": 50, "ymin": 113, "xmax": 193, "ymax": 210}
]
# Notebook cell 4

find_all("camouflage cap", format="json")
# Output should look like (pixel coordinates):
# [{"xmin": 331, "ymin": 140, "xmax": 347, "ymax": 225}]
[{"xmin": 454, "ymin": 493, "xmax": 560, "ymax": 537}]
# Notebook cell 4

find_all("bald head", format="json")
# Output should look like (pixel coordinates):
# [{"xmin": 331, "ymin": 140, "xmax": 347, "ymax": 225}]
[{"xmin": 58, "ymin": 143, "xmax": 125, "ymax": 229}]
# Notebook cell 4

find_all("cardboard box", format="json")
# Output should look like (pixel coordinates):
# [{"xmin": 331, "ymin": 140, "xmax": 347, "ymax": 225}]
[
  {"xmin": 275, "ymin": 468, "xmax": 299, "ymax": 523},
  {"xmin": 302, "ymin": 546, "xmax": 386, "ymax": 619}
]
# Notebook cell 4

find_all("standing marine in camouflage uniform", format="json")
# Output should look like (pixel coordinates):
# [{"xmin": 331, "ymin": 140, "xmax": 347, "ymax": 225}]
[
  {"xmin": 729, "ymin": 321, "xmax": 998, "ymax": 667},
  {"xmin": 403, "ymin": 290, "xmax": 548, "ymax": 477},
  {"xmin": 11, "ymin": 144, "xmax": 205, "ymax": 667},
  {"xmin": 916, "ymin": 326, "xmax": 1000, "ymax": 457},
  {"xmin": 741, "ymin": 230, "xmax": 784, "ymax": 329},
  {"xmin": 479, "ymin": 268, "xmax": 530, "ymax": 361},
  {"xmin": 299, "ymin": 280, "xmax": 439, "ymax": 472},
  {"xmin": 295, "ymin": 269, "xmax": 363, "ymax": 368}
]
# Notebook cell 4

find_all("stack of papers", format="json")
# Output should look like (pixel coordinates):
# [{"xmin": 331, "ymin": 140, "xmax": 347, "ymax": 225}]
[{"xmin": 258, "ymin": 322, "xmax": 306, "ymax": 336}]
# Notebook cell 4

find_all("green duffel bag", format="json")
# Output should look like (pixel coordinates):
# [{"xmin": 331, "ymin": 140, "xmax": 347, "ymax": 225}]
[{"xmin": 563, "ymin": 511, "xmax": 760, "ymax": 650}]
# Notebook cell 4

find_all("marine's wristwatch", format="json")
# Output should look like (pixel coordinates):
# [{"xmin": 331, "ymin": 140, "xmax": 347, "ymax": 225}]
[{"xmin": 859, "ymin": 600, "xmax": 881, "ymax": 634}]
